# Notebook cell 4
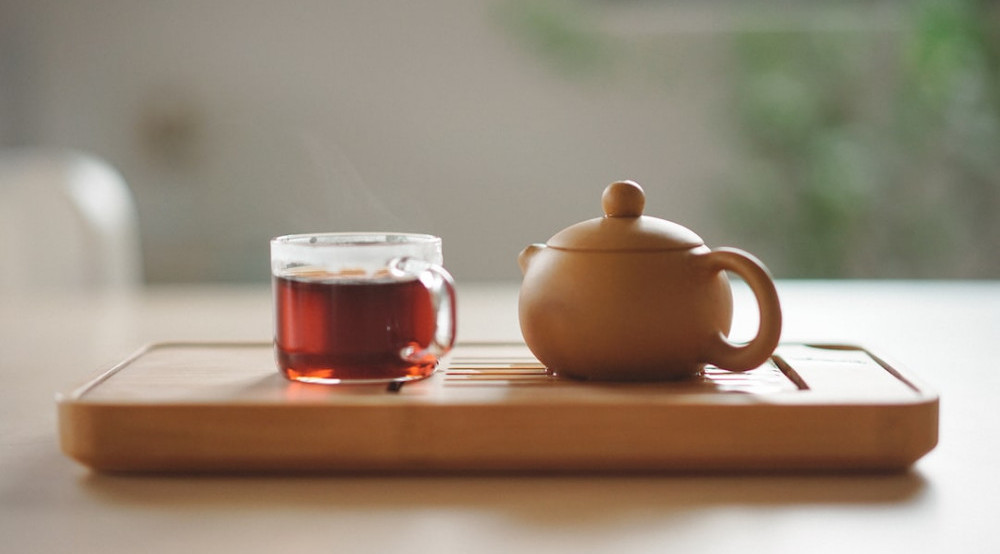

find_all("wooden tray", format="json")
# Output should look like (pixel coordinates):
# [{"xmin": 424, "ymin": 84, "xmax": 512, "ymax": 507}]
[{"xmin": 57, "ymin": 342, "xmax": 938, "ymax": 473}]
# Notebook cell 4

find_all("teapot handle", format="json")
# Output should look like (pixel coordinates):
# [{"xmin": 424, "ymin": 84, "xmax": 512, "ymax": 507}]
[{"xmin": 698, "ymin": 248, "xmax": 782, "ymax": 371}]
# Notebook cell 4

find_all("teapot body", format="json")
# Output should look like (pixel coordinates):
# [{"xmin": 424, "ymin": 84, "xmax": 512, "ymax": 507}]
[
  {"xmin": 518, "ymin": 245, "xmax": 733, "ymax": 380},
  {"xmin": 517, "ymin": 180, "xmax": 781, "ymax": 380}
]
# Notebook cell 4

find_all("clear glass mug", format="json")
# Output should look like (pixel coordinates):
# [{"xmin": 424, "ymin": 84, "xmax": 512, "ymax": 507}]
[{"xmin": 271, "ymin": 233, "xmax": 457, "ymax": 384}]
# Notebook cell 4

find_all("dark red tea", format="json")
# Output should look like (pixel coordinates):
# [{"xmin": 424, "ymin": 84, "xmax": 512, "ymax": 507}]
[{"xmin": 274, "ymin": 272, "xmax": 438, "ymax": 383}]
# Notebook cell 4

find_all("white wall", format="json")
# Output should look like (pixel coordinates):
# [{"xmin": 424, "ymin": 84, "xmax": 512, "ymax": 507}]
[{"xmin": 0, "ymin": 1, "xmax": 754, "ymax": 283}]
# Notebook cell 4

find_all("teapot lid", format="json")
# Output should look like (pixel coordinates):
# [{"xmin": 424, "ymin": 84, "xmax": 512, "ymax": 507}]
[{"xmin": 547, "ymin": 180, "xmax": 704, "ymax": 251}]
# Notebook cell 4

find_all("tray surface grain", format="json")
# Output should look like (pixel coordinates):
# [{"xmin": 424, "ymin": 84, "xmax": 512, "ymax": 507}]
[{"xmin": 57, "ymin": 342, "xmax": 938, "ymax": 473}]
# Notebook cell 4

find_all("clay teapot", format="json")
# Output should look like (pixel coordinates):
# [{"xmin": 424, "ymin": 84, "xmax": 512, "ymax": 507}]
[{"xmin": 517, "ymin": 180, "xmax": 782, "ymax": 381}]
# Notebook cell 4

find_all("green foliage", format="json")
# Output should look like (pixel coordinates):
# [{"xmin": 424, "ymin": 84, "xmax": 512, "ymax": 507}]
[
  {"xmin": 493, "ymin": 0, "xmax": 614, "ymax": 78},
  {"xmin": 726, "ymin": 29, "xmax": 879, "ymax": 276},
  {"xmin": 493, "ymin": 0, "xmax": 1000, "ymax": 276},
  {"xmin": 725, "ymin": 0, "xmax": 1000, "ymax": 277}
]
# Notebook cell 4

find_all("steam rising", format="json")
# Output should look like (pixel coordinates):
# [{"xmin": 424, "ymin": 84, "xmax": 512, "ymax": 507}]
[{"xmin": 293, "ymin": 132, "xmax": 427, "ymax": 234}]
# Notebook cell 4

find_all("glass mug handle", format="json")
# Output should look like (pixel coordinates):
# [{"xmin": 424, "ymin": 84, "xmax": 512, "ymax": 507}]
[
  {"xmin": 390, "ymin": 257, "xmax": 458, "ymax": 364},
  {"xmin": 698, "ymin": 247, "xmax": 782, "ymax": 372}
]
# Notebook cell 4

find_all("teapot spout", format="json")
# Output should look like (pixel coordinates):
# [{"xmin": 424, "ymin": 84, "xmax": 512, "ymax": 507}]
[{"xmin": 518, "ymin": 243, "xmax": 546, "ymax": 275}]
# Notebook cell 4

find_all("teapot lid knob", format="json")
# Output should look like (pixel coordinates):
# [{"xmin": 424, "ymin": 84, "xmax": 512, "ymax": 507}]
[
  {"xmin": 602, "ymin": 180, "xmax": 645, "ymax": 218},
  {"xmin": 546, "ymin": 179, "xmax": 704, "ymax": 251}
]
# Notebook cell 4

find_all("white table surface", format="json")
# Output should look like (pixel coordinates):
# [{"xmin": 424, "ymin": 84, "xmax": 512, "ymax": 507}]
[{"xmin": 2, "ymin": 280, "xmax": 998, "ymax": 553}]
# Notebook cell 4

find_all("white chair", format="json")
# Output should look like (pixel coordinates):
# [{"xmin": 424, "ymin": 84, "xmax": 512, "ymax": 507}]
[{"xmin": 0, "ymin": 149, "xmax": 143, "ymax": 290}]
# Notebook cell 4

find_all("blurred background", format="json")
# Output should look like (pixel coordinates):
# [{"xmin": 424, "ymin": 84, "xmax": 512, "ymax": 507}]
[{"xmin": 1, "ymin": 0, "xmax": 998, "ymax": 285}]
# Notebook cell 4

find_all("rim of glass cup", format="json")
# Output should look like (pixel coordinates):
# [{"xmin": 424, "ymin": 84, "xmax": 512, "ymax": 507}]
[
  {"xmin": 270, "ymin": 232, "xmax": 444, "ymax": 278},
  {"xmin": 270, "ymin": 232, "xmax": 441, "ymax": 247}
]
